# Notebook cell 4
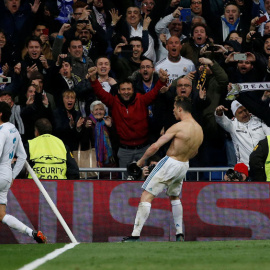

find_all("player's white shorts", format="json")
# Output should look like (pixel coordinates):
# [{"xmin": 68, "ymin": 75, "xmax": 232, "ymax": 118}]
[
  {"xmin": 142, "ymin": 156, "xmax": 189, "ymax": 196},
  {"xmin": 0, "ymin": 180, "xmax": 11, "ymax": 205}
]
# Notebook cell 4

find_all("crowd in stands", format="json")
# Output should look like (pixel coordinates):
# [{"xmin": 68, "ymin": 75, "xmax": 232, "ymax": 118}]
[{"xmin": 0, "ymin": 0, "xmax": 270, "ymax": 181}]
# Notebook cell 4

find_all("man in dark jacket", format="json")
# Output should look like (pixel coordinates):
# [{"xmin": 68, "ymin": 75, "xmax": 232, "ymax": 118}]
[
  {"xmin": 249, "ymin": 135, "xmax": 270, "ymax": 181},
  {"xmin": 111, "ymin": 37, "xmax": 145, "ymax": 82},
  {"xmin": 53, "ymin": 90, "xmax": 82, "ymax": 152},
  {"xmin": 0, "ymin": 0, "xmax": 40, "ymax": 66},
  {"xmin": 20, "ymin": 36, "xmax": 54, "ymax": 81}
]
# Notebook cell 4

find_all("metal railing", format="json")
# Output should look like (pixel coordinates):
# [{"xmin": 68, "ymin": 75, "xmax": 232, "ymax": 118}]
[{"xmin": 79, "ymin": 167, "xmax": 230, "ymax": 181}]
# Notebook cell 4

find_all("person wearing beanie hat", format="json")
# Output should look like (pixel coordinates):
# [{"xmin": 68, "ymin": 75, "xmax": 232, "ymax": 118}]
[
  {"xmin": 215, "ymin": 103, "xmax": 270, "ymax": 167},
  {"xmin": 224, "ymin": 162, "xmax": 249, "ymax": 181},
  {"xmin": 224, "ymin": 39, "xmax": 242, "ymax": 53},
  {"xmin": 231, "ymin": 100, "xmax": 243, "ymax": 116},
  {"xmin": 234, "ymin": 162, "xmax": 249, "ymax": 177},
  {"xmin": 230, "ymin": 101, "xmax": 251, "ymax": 122}
]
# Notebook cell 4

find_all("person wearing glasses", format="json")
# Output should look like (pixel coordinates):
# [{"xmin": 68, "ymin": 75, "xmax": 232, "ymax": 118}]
[
  {"xmin": 70, "ymin": 1, "xmax": 88, "ymax": 25},
  {"xmin": 141, "ymin": 0, "xmax": 155, "ymax": 16},
  {"xmin": 190, "ymin": 0, "xmax": 203, "ymax": 17},
  {"xmin": 116, "ymin": 6, "xmax": 156, "ymax": 62},
  {"xmin": 162, "ymin": 77, "xmax": 208, "ymax": 133}
]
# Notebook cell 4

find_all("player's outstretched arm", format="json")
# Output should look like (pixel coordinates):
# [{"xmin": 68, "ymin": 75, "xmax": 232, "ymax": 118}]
[{"xmin": 137, "ymin": 126, "xmax": 177, "ymax": 167}]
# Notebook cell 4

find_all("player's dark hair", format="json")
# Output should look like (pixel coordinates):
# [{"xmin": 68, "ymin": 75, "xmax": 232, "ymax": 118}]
[
  {"xmin": 174, "ymin": 96, "xmax": 192, "ymax": 113},
  {"xmin": 35, "ymin": 118, "xmax": 52, "ymax": 135},
  {"xmin": 0, "ymin": 101, "xmax": 11, "ymax": 122}
]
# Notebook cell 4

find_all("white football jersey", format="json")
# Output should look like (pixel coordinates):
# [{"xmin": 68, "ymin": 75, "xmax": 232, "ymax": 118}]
[
  {"xmin": 0, "ymin": 122, "xmax": 27, "ymax": 182},
  {"xmin": 155, "ymin": 57, "xmax": 195, "ymax": 84}
]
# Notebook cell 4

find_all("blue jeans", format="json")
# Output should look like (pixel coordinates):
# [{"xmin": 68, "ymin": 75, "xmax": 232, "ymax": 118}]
[{"xmin": 225, "ymin": 139, "xmax": 237, "ymax": 167}]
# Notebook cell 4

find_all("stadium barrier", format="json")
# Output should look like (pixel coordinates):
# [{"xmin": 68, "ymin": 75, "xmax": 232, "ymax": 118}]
[
  {"xmin": 1, "ymin": 179, "xmax": 269, "ymax": 244},
  {"xmin": 79, "ymin": 167, "xmax": 230, "ymax": 180}
]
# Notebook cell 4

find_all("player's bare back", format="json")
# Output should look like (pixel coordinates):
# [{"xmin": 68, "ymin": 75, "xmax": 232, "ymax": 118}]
[{"xmin": 167, "ymin": 118, "xmax": 203, "ymax": 162}]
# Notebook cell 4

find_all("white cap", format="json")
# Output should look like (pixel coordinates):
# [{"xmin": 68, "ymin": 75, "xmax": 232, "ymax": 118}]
[{"xmin": 231, "ymin": 100, "xmax": 242, "ymax": 116}]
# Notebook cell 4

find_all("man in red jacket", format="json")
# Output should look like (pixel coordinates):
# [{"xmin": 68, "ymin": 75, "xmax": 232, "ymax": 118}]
[{"xmin": 88, "ymin": 66, "xmax": 168, "ymax": 178}]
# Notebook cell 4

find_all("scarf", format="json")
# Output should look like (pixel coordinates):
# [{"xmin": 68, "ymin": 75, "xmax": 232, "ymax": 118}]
[
  {"xmin": 221, "ymin": 17, "xmax": 240, "ymax": 33},
  {"xmin": 226, "ymin": 82, "xmax": 270, "ymax": 100},
  {"xmin": 89, "ymin": 114, "xmax": 113, "ymax": 167},
  {"xmin": 56, "ymin": 0, "xmax": 73, "ymax": 24},
  {"xmin": 93, "ymin": 6, "xmax": 106, "ymax": 31}
]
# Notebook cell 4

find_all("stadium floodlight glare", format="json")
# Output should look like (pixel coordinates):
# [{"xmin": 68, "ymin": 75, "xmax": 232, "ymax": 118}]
[{"xmin": 25, "ymin": 161, "xmax": 78, "ymax": 244}]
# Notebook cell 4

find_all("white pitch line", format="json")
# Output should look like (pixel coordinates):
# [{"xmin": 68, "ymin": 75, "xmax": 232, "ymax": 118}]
[{"xmin": 18, "ymin": 243, "xmax": 80, "ymax": 270}]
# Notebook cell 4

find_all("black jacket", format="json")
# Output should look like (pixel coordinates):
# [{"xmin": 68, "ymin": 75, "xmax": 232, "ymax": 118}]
[{"xmin": 249, "ymin": 137, "xmax": 269, "ymax": 181}]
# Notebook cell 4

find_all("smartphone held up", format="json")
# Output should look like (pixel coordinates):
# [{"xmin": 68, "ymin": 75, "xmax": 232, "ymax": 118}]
[
  {"xmin": 0, "ymin": 77, "xmax": 11, "ymax": 83},
  {"xmin": 180, "ymin": 8, "xmax": 191, "ymax": 22},
  {"xmin": 233, "ymin": 53, "xmax": 247, "ymax": 61}
]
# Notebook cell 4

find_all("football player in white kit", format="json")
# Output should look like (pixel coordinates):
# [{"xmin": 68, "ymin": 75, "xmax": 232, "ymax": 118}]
[
  {"xmin": 122, "ymin": 97, "xmax": 203, "ymax": 242},
  {"xmin": 0, "ymin": 102, "xmax": 46, "ymax": 243}
]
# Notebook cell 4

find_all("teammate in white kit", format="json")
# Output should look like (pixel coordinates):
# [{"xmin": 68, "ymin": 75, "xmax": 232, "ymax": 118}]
[
  {"xmin": 155, "ymin": 36, "xmax": 195, "ymax": 84},
  {"xmin": 0, "ymin": 102, "xmax": 46, "ymax": 243}
]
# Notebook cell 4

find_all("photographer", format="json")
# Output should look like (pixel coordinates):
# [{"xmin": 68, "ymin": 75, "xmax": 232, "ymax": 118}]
[
  {"xmin": 141, "ymin": 154, "xmax": 161, "ymax": 179},
  {"xmin": 224, "ymin": 163, "xmax": 249, "ymax": 182}
]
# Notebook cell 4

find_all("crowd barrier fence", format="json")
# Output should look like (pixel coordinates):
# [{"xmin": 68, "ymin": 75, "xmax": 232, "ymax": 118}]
[{"xmin": 79, "ymin": 167, "xmax": 231, "ymax": 181}]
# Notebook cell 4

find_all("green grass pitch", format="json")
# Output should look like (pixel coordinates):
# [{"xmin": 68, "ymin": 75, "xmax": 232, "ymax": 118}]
[{"xmin": 1, "ymin": 240, "xmax": 270, "ymax": 270}]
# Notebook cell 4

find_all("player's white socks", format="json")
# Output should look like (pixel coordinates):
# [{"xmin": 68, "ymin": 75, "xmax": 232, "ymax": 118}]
[
  {"xmin": 171, "ymin": 199, "xmax": 183, "ymax": 235},
  {"xmin": 131, "ymin": 202, "xmax": 151, "ymax": 237},
  {"xmin": 2, "ymin": 214, "xmax": 33, "ymax": 237}
]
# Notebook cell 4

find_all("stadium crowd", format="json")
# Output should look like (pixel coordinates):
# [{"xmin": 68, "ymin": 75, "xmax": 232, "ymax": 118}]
[{"xmin": 0, "ymin": 0, "xmax": 270, "ymax": 181}]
